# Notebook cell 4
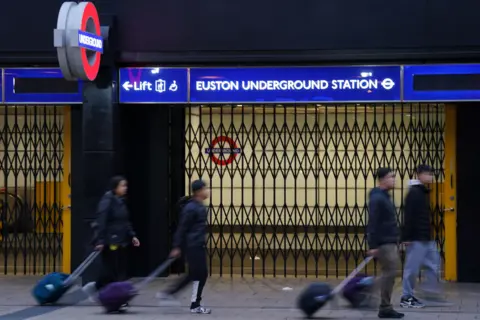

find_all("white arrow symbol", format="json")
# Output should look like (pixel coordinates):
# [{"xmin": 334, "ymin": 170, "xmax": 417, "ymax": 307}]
[{"xmin": 122, "ymin": 81, "xmax": 133, "ymax": 91}]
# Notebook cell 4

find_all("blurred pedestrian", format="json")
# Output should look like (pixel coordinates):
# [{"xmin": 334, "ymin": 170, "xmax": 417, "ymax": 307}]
[
  {"xmin": 400, "ymin": 165, "xmax": 451, "ymax": 308},
  {"xmin": 367, "ymin": 168, "xmax": 404, "ymax": 319},
  {"xmin": 82, "ymin": 176, "xmax": 140, "ymax": 310},
  {"xmin": 156, "ymin": 179, "xmax": 211, "ymax": 314}
]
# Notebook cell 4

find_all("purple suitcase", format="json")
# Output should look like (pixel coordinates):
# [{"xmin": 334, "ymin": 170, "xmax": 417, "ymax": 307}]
[
  {"xmin": 297, "ymin": 256, "xmax": 373, "ymax": 317},
  {"xmin": 342, "ymin": 274, "xmax": 375, "ymax": 308},
  {"xmin": 98, "ymin": 257, "xmax": 176, "ymax": 313},
  {"xmin": 98, "ymin": 281, "xmax": 137, "ymax": 312}
]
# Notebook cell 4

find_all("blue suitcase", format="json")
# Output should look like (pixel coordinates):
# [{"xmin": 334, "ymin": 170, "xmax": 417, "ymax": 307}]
[{"xmin": 32, "ymin": 251, "xmax": 100, "ymax": 305}]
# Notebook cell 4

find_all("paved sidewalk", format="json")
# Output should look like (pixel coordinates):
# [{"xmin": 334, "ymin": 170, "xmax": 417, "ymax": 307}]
[{"xmin": 0, "ymin": 276, "xmax": 479, "ymax": 319}]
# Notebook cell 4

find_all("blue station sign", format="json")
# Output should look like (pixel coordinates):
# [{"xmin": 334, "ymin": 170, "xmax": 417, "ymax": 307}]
[
  {"xmin": 189, "ymin": 66, "xmax": 402, "ymax": 103},
  {"xmin": 8, "ymin": 64, "xmax": 480, "ymax": 105},
  {"xmin": 119, "ymin": 68, "xmax": 189, "ymax": 103},
  {"xmin": 3, "ymin": 68, "xmax": 83, "ymax": 104},
  {"xmin": 403, "ymin": 64, "xmax": 480, "ymax": 102}
]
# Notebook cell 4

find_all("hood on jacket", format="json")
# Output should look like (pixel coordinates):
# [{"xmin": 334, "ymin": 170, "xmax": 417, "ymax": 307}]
[
  {"xmin": 408, "ymin": 179, "xmax": 430, "ymax": 192},
  {"xmin": 409, "ymin": 179, "xmax": 422, "ymax": 186}
]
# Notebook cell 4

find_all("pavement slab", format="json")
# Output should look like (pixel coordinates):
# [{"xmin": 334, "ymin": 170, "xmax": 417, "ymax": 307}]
[{"xmin": 0, "ymin": 276, "xmax": 478, "ymax": 319}]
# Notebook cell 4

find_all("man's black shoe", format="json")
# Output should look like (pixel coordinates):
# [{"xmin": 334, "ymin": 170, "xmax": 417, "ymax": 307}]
[{"xmin": 378, "ymin": 309, "xmax": 405, "ymax": 318}]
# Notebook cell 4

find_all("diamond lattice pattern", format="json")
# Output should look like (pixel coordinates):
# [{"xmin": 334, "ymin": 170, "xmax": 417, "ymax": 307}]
[
  {"xmin": 0, "ymin": 106, "xmax": 65, "ymax": 275},
  {"xmin": 184, "ymin": 104, "xmax": 445, "ymax": 277}
]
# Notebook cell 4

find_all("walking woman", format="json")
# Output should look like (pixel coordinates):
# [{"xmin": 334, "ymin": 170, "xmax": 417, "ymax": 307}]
[{"xmin": 82, "ymin": 176, "xmax": 140, "ymax": 308}]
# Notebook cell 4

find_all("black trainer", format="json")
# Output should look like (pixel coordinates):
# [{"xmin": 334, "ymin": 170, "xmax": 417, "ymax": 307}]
[
  {"xmin": 190, "ymin": 306, "xmax": 212, "ymax": 314},
  {"xmin": 378, "ymin": 309, "xmax": 405, "ymax": 318},
  {"xmin": 400, "ymin": 295, "xmax": 425, "ymax": 308}
]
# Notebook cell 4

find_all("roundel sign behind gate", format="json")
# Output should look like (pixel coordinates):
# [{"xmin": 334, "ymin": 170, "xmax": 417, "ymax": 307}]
[
  {"xmin": 54, "ymin": 2, "xmax": 103, "ymax": 81},
  {"xmin": 205, "ymin": 136, "xmax": 242, "ymax": 166}
]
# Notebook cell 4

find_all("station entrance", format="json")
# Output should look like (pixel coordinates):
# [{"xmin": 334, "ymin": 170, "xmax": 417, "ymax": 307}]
[
  {"xmin": 184, "ymin": 104, "xmax": 446, "ymax": 277},
  {"xmin": 0, "ymin": 105, "xmax": 70, "ymax": 275}
]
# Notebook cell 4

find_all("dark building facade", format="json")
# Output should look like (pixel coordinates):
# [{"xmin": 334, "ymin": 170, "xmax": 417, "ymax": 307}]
[
  {"xmin": 0, "ymin": 0, "xmax": 479, "ymax": 282},
  {"xmin": 3, "ymin": 0, "xmax": 480, "ymax": 64}
]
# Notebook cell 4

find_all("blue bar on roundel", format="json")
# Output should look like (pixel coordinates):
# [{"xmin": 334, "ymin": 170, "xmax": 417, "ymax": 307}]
[
  {"xmin": 403, "ymin": 64, "xmax": 480, "ymax": 102},
  {"xmin": 3, "ymin": 68, "xmax": 83, "ymax": 104},
  {"xmin": 189, "ymin": 66, "xmax": 402, "ymax": 103}
]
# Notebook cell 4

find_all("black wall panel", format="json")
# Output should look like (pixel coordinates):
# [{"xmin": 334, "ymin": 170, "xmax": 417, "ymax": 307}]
[
  {"xmin": 2, "ymin": 0, "xmax": 480, "ymax": 64},
  {"xmin": 0, "ymin": 0, "xmax": 115, "ymax": 63},
  {"xmin": 119, "ymin": 105, "xmax": 172, "ymax": 277},
  {"xmin": 116, "ymin": 0, "xmax": 427, "ymax": 52},
  {"xmin": 456, "ymin": 104, "xmax": 480, "ymax": 282}
]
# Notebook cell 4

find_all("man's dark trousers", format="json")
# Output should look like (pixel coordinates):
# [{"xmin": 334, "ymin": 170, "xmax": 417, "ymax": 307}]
[{"xmin": 167, "ymin": 246, "xmax": 208, "ymax": 308}]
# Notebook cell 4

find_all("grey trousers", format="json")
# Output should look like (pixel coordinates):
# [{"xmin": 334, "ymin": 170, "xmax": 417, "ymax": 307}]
[
  {"xmin": 377, "ymin": 244, "xmax": 400, "ymax": 311},
  {"xmin": 402, "ymin": 241, "xmax": 440, "ymax": 298}
]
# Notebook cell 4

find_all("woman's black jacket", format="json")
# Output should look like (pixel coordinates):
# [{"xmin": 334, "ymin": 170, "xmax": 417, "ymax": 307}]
[{"xmin": 93, "ymin": 191, "xmax": 136, "ymax": 246}]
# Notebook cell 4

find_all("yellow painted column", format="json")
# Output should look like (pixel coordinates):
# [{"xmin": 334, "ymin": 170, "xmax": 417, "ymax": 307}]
[
  {"xmin": 444, "ymin": 104, "xmax": 457, "ymax": 281},
  {"xmin": 62, "ymin": 106, "xmax": 72, "ymax": 273}
]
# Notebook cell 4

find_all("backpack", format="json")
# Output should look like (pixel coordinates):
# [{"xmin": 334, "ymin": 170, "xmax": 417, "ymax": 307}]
[
  {"xmin": 177, "ymin": 196, "xmax": 192, "ymax": 214},
  {"xmin": 170, "ymin": 196, "xmax": 192, "ymax": 273}
]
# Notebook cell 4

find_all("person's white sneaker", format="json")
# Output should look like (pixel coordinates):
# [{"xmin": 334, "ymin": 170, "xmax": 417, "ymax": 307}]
[
  {"xmin": 82, "ymin": 282, "xmax": 99, "ymax": 303},
  {"xmin": 155, "ymin": 292, "xmax": 181, "ymax": 306},
  {"xmin": 190, "ymin": 306, "xmax": 212, "ymax": 314},
  {"xmin": 118, "ymin": 303, "xmax": 130, "ymax": 312}
]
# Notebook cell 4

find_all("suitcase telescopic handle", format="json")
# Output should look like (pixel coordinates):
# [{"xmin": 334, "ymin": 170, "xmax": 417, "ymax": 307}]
[
  {"xmin": 314, "ymin": 256, "xmax": 374, "ymax": 303},
  {"xmin": 135, "ymin": 257, "xmax": 177, "ymax": 291},
  {"xmin": 63, "ymin": 250, "xmax": 101, "ymax": 286},
  {"xmin": 330, "ymin": 256, "xmax": 373, "ymax": 296}
]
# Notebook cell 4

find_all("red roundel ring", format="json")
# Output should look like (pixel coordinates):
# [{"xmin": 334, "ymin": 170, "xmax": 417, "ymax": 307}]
[
  {"xmin": 80, "ymin": 2, "xmax": 101, "ymax": 81},
  {"xmin": 209, "ymin": 136, "xmax": 239, "ymax": 166}
]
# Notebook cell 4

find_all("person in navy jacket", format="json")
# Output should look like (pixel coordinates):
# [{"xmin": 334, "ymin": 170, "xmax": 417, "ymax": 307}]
[
  {"xmin": 156, "ymin": 179, "xmax": 212, "ymax": 314},
  {"xmin": 367, "ymin": 168, "xmax": 404, "ymax": 319}
]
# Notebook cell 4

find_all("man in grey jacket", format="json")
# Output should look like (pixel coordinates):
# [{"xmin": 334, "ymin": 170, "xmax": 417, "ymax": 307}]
[
  {"xmin": 367, "ymin": 168, "xmax": 404, "ymax": 319},
  {"xmin": 400, "ymin": 165, "xmax": 450, "ymax": 308}
]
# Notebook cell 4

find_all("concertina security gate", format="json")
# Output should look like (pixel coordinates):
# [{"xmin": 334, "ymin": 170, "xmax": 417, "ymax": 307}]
[
  {"xmin": 0, "ymin": 105, "xmax": 65, "ymax": 275},
  {"xmin": 185, "ymin": 104, "xmax": 445, "ymax": 278}
]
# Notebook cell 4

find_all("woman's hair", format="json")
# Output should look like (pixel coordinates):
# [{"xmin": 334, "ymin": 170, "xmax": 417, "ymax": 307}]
[{"xmin": 110, "ymin": 175, "xmax": 127, "ymax": 192}]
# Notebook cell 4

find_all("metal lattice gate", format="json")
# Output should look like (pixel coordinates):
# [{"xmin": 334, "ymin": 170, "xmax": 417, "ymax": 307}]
[
  {"xmin": 184, "ymin": 104, "xmax": 445, "ymax": 277},
  {"xmin": 0, "ymin": 105, "xmax": 66, "ymax": 274}
]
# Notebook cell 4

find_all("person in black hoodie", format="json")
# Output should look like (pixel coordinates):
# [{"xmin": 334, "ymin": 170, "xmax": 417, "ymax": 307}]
[
  {"xmin": 400, "ymin": 165, "xmax": 450, "ymax": 308},
  {"xmin": 367, "ymin": 168, "xmax": 404, "ymax": 319},
  {"xmin": 82, "ymin": 176, "xmax": 140, "ymax": 307},
  {"xmin": 156, "ymin": 179, "xmax": 211, "ymax": 314}
]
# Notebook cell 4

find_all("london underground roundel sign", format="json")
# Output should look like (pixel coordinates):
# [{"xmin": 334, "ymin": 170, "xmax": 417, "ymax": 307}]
[{"xmin": 54, "ymin": 2, "xmax": 103, "ymax": 81}]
